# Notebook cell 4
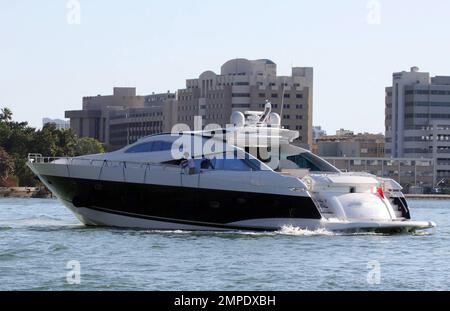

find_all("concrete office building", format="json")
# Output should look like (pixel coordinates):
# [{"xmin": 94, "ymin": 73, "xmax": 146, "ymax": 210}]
[
  {"xmin": 385, "ymin": 67, "xmax": 450, "ymax": 186},
  {"xmin": 316, "ymin": 130, "xmax": 385, "ymax": 158},
  {"xmin": 177, "ymin": 58, "xmax": 313, "ymax": 148},
  {"xmin": 65, "ymin": 87, "xmax": 177, "ymax": 150},
  {"xmin": 42, "ymin": 118, "xmax": 70, "ymax": 130},
  {"xmin": 65, "ymin": 59, "xmax": 314, "ymax": 150}
]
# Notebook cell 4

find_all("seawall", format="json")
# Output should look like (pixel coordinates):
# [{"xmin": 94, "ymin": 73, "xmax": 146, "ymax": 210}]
[{"xmin": 405, "ymin": 194, "xmax": 450, "ymax": 200}]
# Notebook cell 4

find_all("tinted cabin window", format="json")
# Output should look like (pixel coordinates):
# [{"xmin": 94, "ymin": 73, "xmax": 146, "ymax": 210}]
[
  {"xmin": 286, "ymin": 153, "xmax": 340, "ymax": 173},
  {"xmin": 212, "ymin": 158, "xmax": 252, "ymax": 171},
  {"xmin": 125, "ymin": 141, "xmax": 173, "ymax": 153}
]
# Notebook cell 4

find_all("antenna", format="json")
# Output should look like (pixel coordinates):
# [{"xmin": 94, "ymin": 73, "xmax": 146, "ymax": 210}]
[{"xmin": 279, "ymin": 77, "xmax": 287, "ymax": 127}]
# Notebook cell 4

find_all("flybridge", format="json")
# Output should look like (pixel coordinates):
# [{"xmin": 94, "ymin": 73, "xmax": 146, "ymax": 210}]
[{"xmin": 166, "ymin": 101, "xmax": 300, "ymax": 165}]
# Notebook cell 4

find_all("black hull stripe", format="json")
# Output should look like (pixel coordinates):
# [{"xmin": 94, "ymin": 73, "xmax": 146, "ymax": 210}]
[{"xmin": 66, "ymin": 200, "xmax": 281, "ymax": 231}]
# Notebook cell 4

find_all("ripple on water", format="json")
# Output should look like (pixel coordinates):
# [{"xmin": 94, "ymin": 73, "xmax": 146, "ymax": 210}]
[
  {"xmin": 48, "ymin": 244, "xmax": 69, "ymax": 253},
  {"xmin": 0, "ymin": 252, "xmax": 19, "ymax": 261},
  {"xmin": 0, "ymin": 248, "xmax": 35, "ymax": 261}
]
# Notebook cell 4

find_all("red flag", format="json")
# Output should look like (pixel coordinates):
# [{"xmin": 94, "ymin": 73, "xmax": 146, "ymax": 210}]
[{"xmin": 377, "ymin": 187, "xmax": 385, "ymax": 199}]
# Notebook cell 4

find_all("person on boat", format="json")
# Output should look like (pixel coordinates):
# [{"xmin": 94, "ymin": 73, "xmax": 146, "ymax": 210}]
[
  {"xmin": 180, "ymin": 152, "xmax": 189, "ymax": 170},
  {"xmin": 188, "ymin": 156, "xmax": 197, "ymax": 175},
  {"xmin": 200, "ymin": 155, "xmax": 214, "ymax": 170}
]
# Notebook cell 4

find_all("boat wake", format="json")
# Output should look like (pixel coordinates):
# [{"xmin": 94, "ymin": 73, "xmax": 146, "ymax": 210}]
[
  {"xmin": 141, "ymin": 226, "xmax": 334, "ymax": 237},
  {"xmin": 146, "ymin": 230, "xmax": 193, "ymax": 235},
  {"xmin": 276, "ymin": 225, "xmax": 334, "ymax": 236}
]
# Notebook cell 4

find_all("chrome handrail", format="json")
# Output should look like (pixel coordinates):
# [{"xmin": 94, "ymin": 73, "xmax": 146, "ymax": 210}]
[{"xmin": 27, "ymin": 154, "xmax": 175, "ymax": 170}]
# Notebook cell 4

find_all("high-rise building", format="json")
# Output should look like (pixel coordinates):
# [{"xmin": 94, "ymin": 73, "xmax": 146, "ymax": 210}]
[
  {"xmin": 316, "ymin": 130, "xmax": 385, "ymax": 158},
  {"xmin": 385, "ymin": 67, "xmax": 450, "ymax": 184},
  {"xmin": 177, "ymin": 58, "xmax": 313, "ymax": 148}
]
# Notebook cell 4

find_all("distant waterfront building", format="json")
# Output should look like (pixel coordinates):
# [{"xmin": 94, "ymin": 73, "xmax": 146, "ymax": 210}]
[
  {"xmin": 385, "ymin": 67, "xmax": 450, "ymax": 186},
  {"xmin": 316, "ymin": 130, "xmax": 385, "ymax": 158},
  {"xmin": 177, "ymin": 58, "xmax": 314, "ymax": 148},
  {"xmin": 42, "ymin": 118, "xmax": 70, "ymax": 130},
  {"xmin": 108, "ymin": 92, "xmax": 177, "ymax": 149},
  {"xmin": 65, "ymin": 87, "xmax": 177, "ymax": 150},
  {"xmin": 65, "ymin": 58, "xmax": 314, "ymax": 150},
  {"xmin": 335, "ymin": 128, "xmax": 354, "ymax": 137}
]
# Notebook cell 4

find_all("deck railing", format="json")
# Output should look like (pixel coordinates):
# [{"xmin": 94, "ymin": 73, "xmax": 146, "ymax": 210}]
[{"xmin": 27, "ymin": 153, "xmax": 178, "ymax": 170}]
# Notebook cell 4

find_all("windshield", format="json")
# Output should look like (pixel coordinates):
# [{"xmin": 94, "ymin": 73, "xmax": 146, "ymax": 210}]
[{"xmin": 284, "ymin": 152, "xmax": 340, "ymax": 173}]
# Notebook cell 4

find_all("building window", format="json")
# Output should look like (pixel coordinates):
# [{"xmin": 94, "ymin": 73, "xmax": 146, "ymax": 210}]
[
  {"xmin": 296, "ymin": 94, "xmax": 303, "ymax": 98},
  {"xmin": 271, "ymin": 93, "xmax": 278, "ymax": 98},
  {"xmin": 231, "ymin": 104, "xmax": 251, "ymax": 108},
  {"xmin": 415, "ymin": 90, "xmax": 429, "ymax": 95}
]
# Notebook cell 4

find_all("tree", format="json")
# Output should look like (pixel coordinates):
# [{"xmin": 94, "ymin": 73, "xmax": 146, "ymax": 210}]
[
  {"xmin": 0, "ymin": 107, "xmax": 105, "ymax": 186},
  {"xmin": 0, "ymin": 108, "xmax": 12, "ymax": 122},
  {"xmin": 75, "ymin": 137, "xmax": 105, "ymax": 156},
  {"xmin": 0, "ymin": 147, "xmax": 14, "ymax": 181},
  {"xmin": 31, "ymin": 123, "xmax": 59, "ymax": 157},
  {"xmin": 56, "ymin": 129, "xmax": 78, "ymax": 157},
  {"xmin": 13, "ymin": 157, "xmax": 37, "ymax": 187}
]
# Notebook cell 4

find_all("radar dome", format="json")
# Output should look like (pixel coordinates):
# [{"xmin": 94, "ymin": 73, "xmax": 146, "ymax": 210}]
[
  {"xmin": 230, "ymin": 111, "xmax": 245, "ymax": 127},
  {"xmin": 268, "ymin": 112, "xmax": 281, "ymax": 126}
]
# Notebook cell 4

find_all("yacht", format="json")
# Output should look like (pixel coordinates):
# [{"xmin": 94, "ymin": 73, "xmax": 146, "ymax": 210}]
[{"xmin": 27, "ymin": 103, "xmax": 435, "ymax": 233}]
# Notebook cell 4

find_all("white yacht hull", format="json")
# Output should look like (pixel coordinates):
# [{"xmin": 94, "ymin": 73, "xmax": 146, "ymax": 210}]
[{"xmin": 61, "ymin": 200, "xmax": 435, "ymax": 234}]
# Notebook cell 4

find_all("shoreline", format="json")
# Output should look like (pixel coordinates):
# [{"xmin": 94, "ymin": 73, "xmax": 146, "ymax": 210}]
[
  {"xmin": 405, "ymin": 194, "xmax": 450, "ymax": 200},
  {"xmin": 0, "ymin": 187, "xmax": 52, "ymax": 198}
]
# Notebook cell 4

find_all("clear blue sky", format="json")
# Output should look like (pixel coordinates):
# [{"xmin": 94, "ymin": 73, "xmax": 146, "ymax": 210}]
[{"xmin": 1, "ymin": 0, "xmax": 450, "ymax": 134}]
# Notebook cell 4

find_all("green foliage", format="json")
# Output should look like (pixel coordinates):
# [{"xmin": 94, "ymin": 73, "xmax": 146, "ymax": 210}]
[
  {"xmin": 0, "ymin": 107, "xmax": 105, "ymax": 186},
  {"xmin": 75, "ymin": 137, "xmax": 105, "ymax": 156},
  {"xmin": 32, "ymin": 123, "xmax": 60, "ymax": 157},
  {"xmin": 58, "ymin": 128, "xmax": 78, "ymax": 157},
  {"xmin": 0, "ymin": 147, "xmax": 14, "ymax": 180},
  {"xmin": 0, "ymin": 108, "xmax": 13, "ymax": 122}
]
